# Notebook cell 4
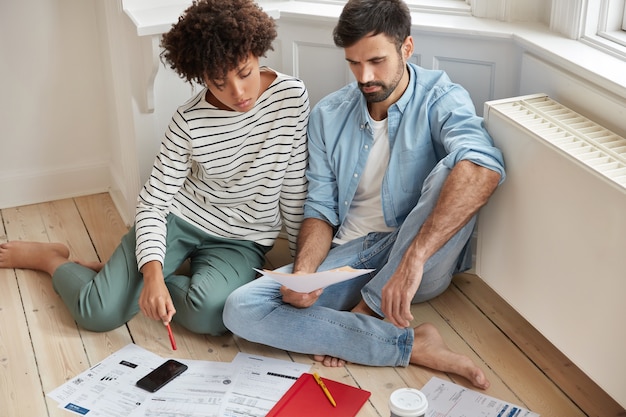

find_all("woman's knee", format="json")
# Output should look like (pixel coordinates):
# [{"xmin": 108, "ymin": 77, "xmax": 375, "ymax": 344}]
[
  {"xmin": 177, "ymin": 310, "xmax": 228, "ymax": 335},
  {"xmin": 73, "ymin": 310, "xmax": 129, "ymax": 332}
]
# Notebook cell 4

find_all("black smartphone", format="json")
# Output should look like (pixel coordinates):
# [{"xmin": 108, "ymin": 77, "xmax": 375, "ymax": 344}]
[{"xmin": 136, "ymin": 359, "xmax": 188, "ymax": 392}]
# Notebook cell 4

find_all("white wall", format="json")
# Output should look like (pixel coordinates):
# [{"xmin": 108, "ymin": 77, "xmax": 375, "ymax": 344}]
[{"xmin": 0, "ymin": 0, "xmax": 112, "ymax": 209}]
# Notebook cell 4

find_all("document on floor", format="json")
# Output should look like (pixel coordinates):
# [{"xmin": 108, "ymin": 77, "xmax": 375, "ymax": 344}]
[
  {"xmin": 46, "ymin": 343, "xmax": 163, "ymax": 417},
  {"xmin": 421, "ymin": 377, "xmax": 540, "ymax": 417},
  {"xmin": 219, "ymin": 352, "xmax": 311, "ymax": 417},
  {"xmin": 128, "ymin": 359, "xmax": 236, "ymax": 417},
  {"xmin": 255, "ymin": 266, "xmax": 374, "ymax": 293}
]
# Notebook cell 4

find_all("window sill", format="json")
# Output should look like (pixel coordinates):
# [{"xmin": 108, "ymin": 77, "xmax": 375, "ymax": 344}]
[
  {"xmin": 291, "ymin": 0, "xmax": 471, "ymax": 15},
  {"xmin": 121, "ymin": 0, "xmax": 626, "ymax": 98}
]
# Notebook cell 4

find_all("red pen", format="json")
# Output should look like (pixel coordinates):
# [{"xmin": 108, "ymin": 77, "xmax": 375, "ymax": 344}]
[{"xmin": 166, "ymin": 323, "xmax": 177, "ymax": 350}]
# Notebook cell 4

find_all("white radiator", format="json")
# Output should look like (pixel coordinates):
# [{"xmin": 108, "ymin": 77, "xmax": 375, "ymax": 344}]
[{"xmin": 477, "ymin": 94, "xmax": 626, "ymax": 407}]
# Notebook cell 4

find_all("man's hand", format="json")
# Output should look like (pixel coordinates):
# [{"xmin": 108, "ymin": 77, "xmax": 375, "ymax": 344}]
[
  {"xmin": 139, "ymin": 261, "xmax": 176, "ymax": 325},
  {"xmin": 380, "ymin": 260, "xmax": 423, "ymax": 328},
  {"xmin": 280, "ymin": 285, "xmax": 323, "ymax": 308},
  {"xmin": 381, "ymin": 161, "xmax": 501, "ymax": 328}
]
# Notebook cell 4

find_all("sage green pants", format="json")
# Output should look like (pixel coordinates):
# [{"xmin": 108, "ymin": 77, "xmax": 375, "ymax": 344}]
[{"xmin": 52, "ymin": 214, "xmax": 268, "ymax": 335}]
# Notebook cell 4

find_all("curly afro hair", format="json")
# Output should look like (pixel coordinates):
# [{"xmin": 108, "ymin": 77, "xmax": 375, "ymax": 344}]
[{"xmin": 160, "ymin": 0, "xmax": 277, "ymax": 86}]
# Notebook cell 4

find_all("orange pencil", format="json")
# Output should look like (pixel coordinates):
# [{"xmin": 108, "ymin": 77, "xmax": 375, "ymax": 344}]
[{"xmin": 166, "ymin": 323, "xmax": 177, "ymax": 350}]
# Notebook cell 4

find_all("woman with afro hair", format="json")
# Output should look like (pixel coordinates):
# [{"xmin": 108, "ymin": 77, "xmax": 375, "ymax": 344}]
[{"xmin": 0, "ymin": 0, "xmax": 309, "ymax": 336}]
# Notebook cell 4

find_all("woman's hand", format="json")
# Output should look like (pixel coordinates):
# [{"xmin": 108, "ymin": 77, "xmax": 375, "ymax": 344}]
[{"xmin": 139, "ymin": 261, "xmax": 176, "ymax": 324}]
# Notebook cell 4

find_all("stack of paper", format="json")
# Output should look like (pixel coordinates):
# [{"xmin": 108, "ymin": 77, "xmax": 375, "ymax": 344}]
[{"xmin": 47, "ymin": 344, "xmax": 311, "ymax": 417}]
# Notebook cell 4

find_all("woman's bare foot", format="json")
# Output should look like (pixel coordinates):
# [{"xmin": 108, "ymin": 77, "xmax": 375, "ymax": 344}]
[
  {"xmin": 410, "ymin": 322, "xmax": 490, "ymax": 390},
  {"xmin": 0, "ymin": 241, "xmax": 71, "ymax": 276}
]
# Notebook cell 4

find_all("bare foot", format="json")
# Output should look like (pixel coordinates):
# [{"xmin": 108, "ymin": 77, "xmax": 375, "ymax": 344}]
[
  {"xmin": 312, "ymin": 354, "xmax": 346, "ymax": 367},
  {"xmin": 75, "ymin": 260, "xmax": 104, "ymax": 272},
  {"xmin": 0, "ymin": 241, "xmax": 70, "ymax": 276},
  {"xmin": 410, "ymin": 323, "xmax": 490, "ymax": 390}
]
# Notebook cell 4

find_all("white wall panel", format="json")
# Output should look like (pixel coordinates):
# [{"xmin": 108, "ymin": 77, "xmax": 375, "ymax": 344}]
[
  {"xmin": 293, "ymin": 42, "xmax": 350, "ymax": 106},
  {"xmin": 274, "ymin": 20, "xmax": 352, "ymax": 107},
  {"xmin": 412, "ymin": 33, "xmax": 519, "ymax": 115},
  {"xmin": 434, "ymin": 57, "xmax": 496, "ymax": 115}
]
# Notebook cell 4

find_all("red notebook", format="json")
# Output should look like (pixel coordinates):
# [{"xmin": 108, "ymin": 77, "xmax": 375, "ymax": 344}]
[{"xmin": 266, "ymin": 373, "xmax": 371, "ymax": 417}]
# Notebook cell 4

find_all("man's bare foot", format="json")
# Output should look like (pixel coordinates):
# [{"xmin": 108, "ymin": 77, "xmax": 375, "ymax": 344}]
[
  {"xmin": 410, "ymin": 322, "xmax": 490, "ymax": 390},
  {"xmin": 75, "ymin": 260, "xmax": 105, "ymax": 272},
  {"xmin": 0, "ymin": 241, "xmax": 70, "ymax": 276},
  {"xmin": 312, "ymin": 354, "xmax": 346, "ymax": 367}
]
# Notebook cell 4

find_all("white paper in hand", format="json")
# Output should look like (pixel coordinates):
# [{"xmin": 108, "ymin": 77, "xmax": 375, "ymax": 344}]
[{"xmin": 255, "ymin": 266, "xmax": 374, "ymax": 293}]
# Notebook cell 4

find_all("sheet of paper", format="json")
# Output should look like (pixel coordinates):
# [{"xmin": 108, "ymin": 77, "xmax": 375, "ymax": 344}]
[
  {"xmin": 128, "ymin": 360, "xmax": 236, "ymax": 417},
  {"xmin": 421, "ymin": 377, "xmax": 540, "ymax": 417},
  {"xmin": 218, "ymin": 352, "xmax": 311, "ymax": 417},
  {"xmin": 255, "ymin": 266, "xmax": 374, "ymax": 293},
  {"xmin": 47, "ymin": 344, "xmax": 163, "ymax": 417}
]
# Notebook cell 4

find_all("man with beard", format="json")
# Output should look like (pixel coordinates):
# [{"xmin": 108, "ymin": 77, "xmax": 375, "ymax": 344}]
[{"xmin": 224, "ymin": 0, "xmax": 504, "ymax": 389}]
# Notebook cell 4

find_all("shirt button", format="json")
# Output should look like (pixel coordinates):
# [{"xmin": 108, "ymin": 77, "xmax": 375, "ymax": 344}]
[
  {"xmin": 344, "ymin": 201, "xmax": 348, "ymax": 205},
  {"xmin": 354, "ymin": 173, "xmax": 358, "ymax": 178},
  {"xmin": 364, "ymin": 145, "xmax": 369, "ymax": 149}
]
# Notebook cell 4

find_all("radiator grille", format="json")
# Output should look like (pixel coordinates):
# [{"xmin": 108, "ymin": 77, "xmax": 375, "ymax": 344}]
[{"xmin": 489, "ymin": 95, "xmax": 626, "ymax": 189}]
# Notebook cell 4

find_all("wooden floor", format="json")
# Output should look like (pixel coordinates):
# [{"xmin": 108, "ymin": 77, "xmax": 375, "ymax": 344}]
[{"xmin": 0, "ymin": 193, "xmax": 624, "ymax": 417}]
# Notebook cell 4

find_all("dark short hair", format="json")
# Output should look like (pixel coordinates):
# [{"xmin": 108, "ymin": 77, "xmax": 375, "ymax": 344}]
[
  {"xmin": 160, "ymin": 0, "xmax": 277, "ymax": 85},
  {"xmin": 333, "ymin": 0, "xmax": 411, "ymax": 50}
]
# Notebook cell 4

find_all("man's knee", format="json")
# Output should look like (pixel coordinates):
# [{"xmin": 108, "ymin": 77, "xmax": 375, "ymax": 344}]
[{"xmin": 222, "ymin": 286, "xmax": 251, "ymax": 335}]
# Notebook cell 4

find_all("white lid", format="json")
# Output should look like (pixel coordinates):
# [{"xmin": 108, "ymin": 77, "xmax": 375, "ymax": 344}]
[{"xmin": 389, "ymin": 388, "xmax": 429, "ymax": 416}]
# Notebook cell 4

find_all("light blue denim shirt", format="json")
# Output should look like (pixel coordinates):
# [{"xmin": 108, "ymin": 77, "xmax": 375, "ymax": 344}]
[{"xmin": 304, "ymin": 62, "xmax": 505, "ymax": 228}]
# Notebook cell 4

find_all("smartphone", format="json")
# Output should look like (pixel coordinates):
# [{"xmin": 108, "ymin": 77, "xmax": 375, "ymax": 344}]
[{"xmin": 136, "ymin": 359, "xmax": 188, "ymax": 392}]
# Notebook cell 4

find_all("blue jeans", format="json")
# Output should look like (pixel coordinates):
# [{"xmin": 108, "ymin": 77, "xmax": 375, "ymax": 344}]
[{"xmin": 223, "ymin": 161, "xmax": 476, "ymax": 366}]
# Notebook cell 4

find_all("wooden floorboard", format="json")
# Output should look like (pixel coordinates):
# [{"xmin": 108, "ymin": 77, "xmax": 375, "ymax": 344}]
[
  {"xmin": 3, "ymin": 202, "xmax": 92, "ymax": 417},
  {"xmin": 430, "ymin": 285, "xmax": 585, "ymax": 417},
  {"xmin": 1, "ymin": 192, "xmax": 624, "ymax": 417},
  {"xmin": 453, "ymin": 273, "xmax": 626, "ymax": 417},
  {"xmin": 0, "ymin": 213, "xmax": 50, "ymax": 417}
]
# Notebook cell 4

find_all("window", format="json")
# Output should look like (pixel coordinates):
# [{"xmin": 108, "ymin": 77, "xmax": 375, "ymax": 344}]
[
  {"xmin": 581, "ymin": 0, "xmax": 626, "ymax": 57},
  {"xmin": 293, "ymin": 0, "xmax": 471, "ymax": 15}
]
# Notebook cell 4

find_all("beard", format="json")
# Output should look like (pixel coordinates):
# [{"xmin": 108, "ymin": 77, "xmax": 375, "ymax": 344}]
[{"xmin": 358, "ymin": 60, "xmax": 405, "ymax": 103}]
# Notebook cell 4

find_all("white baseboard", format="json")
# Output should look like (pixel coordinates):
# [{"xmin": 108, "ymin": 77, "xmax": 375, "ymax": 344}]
[{"xmin": 0, "ymin": 163, "xmax": 111, "ymax": 210}]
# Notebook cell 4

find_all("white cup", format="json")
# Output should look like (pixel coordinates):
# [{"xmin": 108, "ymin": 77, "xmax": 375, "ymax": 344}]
[{"xmin": 389, "ymin": 388, "xmax": 429, "ymax": 417}]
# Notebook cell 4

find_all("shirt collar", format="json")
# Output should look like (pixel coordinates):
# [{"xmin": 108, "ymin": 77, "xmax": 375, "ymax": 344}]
[{"xmin": 393, "ymin": 62, "xmax": 416, "ymax": 115}]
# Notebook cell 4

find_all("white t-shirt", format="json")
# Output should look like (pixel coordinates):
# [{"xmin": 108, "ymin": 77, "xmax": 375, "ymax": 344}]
[{"xmin": 333, "ymin": 115, "xmax": 395, "ymax": 245}]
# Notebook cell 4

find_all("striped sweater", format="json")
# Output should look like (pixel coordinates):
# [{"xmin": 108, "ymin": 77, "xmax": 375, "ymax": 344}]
[{"xmin": 135, "ymin": 70, "xmax": 309, "ymax": 270}]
